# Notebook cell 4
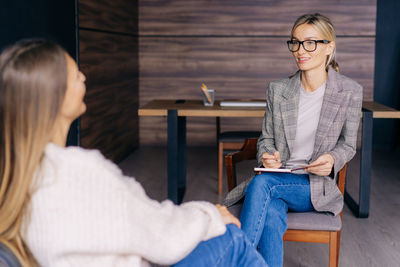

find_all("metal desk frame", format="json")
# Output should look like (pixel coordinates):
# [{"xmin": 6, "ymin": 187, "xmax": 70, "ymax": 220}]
[{"xmin": 344, "ymin": 109, "xmax": 372, "ymax": 218}]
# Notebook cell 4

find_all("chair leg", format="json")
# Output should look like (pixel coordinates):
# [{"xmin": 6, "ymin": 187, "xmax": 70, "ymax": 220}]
[
  {"xmin": 336, "ymin": 230, "xmax": 341, "ymax": 267},
  {"xmin": 218, "ymin": 142, "xmax": 223, "ymax": 195},
  {"xmin": 329, "ymin": 231, "xmax": 338, "ymax": 267}
]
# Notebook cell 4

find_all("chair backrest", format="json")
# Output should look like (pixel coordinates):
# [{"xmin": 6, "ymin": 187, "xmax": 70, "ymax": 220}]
[
  {"xmin": 225, "ymin": 138, "xmax": 347, "ymax": 195},
  {"xmin": 225, "ymin": 138, "xmax": 258, "ymax": 190},
  {"xmin": 0, "ymin": 243, "xmax": 21, "ymax": 267}
]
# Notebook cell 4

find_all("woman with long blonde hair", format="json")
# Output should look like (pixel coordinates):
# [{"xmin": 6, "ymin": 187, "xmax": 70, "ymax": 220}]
[
  {"xmin": 0, "ymin": 40, "xmax": 68, "ymax": 266},
  {"xmin": 0, "ymin": 39, "xmax": 268, "ymax": 266}
]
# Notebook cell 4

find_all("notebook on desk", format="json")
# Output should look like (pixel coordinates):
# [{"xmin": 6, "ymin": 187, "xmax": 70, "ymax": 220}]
[{"xmin": 220, "ymin": 100, "xmax": 266, "ymax": 107}]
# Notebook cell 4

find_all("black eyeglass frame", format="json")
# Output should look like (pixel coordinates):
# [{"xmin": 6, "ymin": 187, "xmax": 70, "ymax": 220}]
[{"xmin": 286, "ymin": 40, "xmax": 330, "ymax": 52}]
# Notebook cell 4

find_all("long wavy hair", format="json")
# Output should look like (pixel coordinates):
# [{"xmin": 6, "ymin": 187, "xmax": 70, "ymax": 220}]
[
  {"xmin": 291, "ymin": 13, "xmax": 339, "ymax": 72},
  {"xmin": 0, "ymin": 39, "xmax": 67, "ymax": 266}
]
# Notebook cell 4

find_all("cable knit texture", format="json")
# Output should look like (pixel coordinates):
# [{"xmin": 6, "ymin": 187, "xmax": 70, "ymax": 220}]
[{"xmin": 22, "ymin": 143, "xmax": 226, "ymax": 267}]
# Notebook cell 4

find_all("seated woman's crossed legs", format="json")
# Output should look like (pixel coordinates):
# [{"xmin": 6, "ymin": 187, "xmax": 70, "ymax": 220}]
[{"xmin": 240, "ymin": 173, "xmax": 314, "ymax": 267}]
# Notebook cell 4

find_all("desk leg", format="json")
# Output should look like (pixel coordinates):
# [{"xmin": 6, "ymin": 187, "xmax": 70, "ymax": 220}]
[
  {"xmin": 177, "ymin": 115, "xmax": 186, "ymax": 204},
  {"xmin": 344, "ymin": 110, "xmax": 372, "ymax": 218},
  {"xmin": 168, "ymin": 110, "xmax": 186, "ymax": 204}
]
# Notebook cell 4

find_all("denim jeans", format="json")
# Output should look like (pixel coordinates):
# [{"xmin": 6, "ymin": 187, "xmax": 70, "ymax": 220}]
[
  {"xmin": 240, "ymin": 172, "xmax": 314, "ymax": 267},
  {"xmin": 173, "ymin": 224, "xmax": 268, "ymax": 267}
]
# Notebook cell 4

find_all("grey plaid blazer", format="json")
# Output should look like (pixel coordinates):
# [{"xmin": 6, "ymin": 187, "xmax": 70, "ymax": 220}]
[{"xmin": 223, "ymin": 68, "xmax": 363, "ymax": 216}]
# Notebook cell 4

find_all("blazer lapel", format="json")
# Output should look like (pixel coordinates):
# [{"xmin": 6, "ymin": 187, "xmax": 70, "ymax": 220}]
[
  {"xmin": 312, "ymin": 69, "xmax": 346, "ymax": 158},
  {"xmin": 280, "ymin": 71, "xmax": 301, "ymax": 154}
]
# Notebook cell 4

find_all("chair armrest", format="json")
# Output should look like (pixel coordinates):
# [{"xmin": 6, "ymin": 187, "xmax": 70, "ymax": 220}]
[
  {"xmin": 225, "ymin": 153, "xmax": 237, "ymax": 191},
  {"xmin": 225, "ymin": 138, "xmax": 258, "ymax": 192},
  {"xmin": 337, "ymin": 164, "xmax": 347, "ymax": 195}
]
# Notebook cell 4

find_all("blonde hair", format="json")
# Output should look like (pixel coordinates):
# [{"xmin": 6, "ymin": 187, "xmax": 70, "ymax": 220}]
[
  {"xmin": 0, "ymin": 39, "xmax": 68, "ymax": 266},
  {"xmin": 291, "ymin": 13, "xmax": 339, "ymax": 72}
]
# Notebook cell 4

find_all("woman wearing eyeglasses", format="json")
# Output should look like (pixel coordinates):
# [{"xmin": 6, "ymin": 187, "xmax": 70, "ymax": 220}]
[{"xmin": 224, "ymin": 13, "xmax": 363, "ymax": 267}]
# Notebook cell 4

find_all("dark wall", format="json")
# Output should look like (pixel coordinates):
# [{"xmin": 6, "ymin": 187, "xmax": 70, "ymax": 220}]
[
  {"xmin": 0, "ymin": 0, "xmax": 80, "ymax": 145},
  {"xmin": 373, "ymin": 0, "xmax": 400, "ymax": 150},
  {"xmin": 0, "ymin": 1, "xmax": 77, "ymax": 56},
  {"xmin": 1, "ymin": 0, "xmax": 140, "ymax": 160},
  {"xmin": 79, "ymin": 0, "xmax": 139, "ymax": 162}
]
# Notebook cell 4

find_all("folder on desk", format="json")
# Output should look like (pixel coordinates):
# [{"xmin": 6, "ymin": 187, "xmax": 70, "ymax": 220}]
[{"xmin": 220, "ymin": 100, "xmax": 266, "ymax": 107}]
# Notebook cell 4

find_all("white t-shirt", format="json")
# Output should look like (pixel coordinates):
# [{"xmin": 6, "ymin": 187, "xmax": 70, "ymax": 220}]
[{"xmin": 285, "ymin": 82, "xmax": 326, "ymax": 171}]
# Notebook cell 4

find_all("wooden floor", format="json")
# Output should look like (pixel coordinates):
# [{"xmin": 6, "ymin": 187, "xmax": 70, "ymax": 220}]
[{"xmin": 119, "ymin": 146, "xmax": 400, "ymax": 267}]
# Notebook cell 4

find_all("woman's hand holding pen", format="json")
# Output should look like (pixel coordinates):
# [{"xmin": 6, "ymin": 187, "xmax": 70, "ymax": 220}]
[
  {"xmin": 306, "ymin": 154, "xmax": 334, "ymax": 176},
  {"xmin": 262, "ymin": 151, "xmax": 282, "ymax": 169}
]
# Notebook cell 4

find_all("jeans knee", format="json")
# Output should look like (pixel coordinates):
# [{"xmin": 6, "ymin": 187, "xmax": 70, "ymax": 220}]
[
  {"xmin": 245, "ymin": 174, "xmax": 273, "ymax": 199},
  {"xmin": 246, "ymin": 174, "xmax": 272, "ymax": 196}
]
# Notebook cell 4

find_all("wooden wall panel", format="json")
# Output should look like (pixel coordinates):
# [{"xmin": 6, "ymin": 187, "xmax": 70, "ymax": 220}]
[
  {"xmin": 139, "ymin": 37, "xmax": 375, "ymax": 145},
  {"xmin": 79, "ymin": 0, "xmax": 138, "ymax": 34},
  {"xmin": 140, "ymin": 0, "xmax": 376, "ymax": 36},
  {"xmin": 140, "ymin": 37, "xmax": 374, "ymax": 101},
  {"xmin": 139, "ymin": 0, "xmax": 376, "ymax": 146},
  {"xmin": 80, "ymin": 30, "xmax": 139, "ymax": 161},
  {"xmin": 79, "ymin": 0, "xmax": 139, "ymax": 161}
]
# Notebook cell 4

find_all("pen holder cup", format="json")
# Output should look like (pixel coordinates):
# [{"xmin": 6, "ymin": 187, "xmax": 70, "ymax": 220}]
[{"xmin": 202, "ymin": 89, "xmax": 215, "ymax": 106}]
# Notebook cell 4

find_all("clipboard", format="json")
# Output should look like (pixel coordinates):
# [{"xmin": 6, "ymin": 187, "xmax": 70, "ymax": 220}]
[{"xmin": 254, "ymin": 161, "xmax": 328, "ymax": 174}]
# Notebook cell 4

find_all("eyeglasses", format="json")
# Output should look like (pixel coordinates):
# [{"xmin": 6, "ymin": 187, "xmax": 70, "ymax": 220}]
[{"xmin": 287, "ymin": 40, "xmax": 330, "ymax": 52}]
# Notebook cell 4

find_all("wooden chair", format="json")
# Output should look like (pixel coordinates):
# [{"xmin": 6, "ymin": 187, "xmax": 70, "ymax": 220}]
[
  {"xmin": 217, "ymin": 130, "xmax": 260, "ymax": 195},
  {"xmin": 225, "ymin": 138, "xmax": 346, "ymax": 267}
]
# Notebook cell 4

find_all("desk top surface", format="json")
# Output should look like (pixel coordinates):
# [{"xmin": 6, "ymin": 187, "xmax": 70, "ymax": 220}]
[
  {"xmin": 362, "ymin": 101, "xmax": 400, "ymax": 118},
  {"xmin": 138, "ymin": 99, "xmax": 400, "ymax": 118},
  {"xmin": 138, "ymin": 99, "xmax": 266, "ymax": 117}
]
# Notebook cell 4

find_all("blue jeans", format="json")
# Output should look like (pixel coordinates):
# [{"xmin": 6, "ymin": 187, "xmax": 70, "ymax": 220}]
[
  {"xmin": 240, "ymin": 172, "xmax": 314, "ymax": 267},
  {"xmin": 173, "ymin": 224, "xmax": 268, "ymax": 267}
]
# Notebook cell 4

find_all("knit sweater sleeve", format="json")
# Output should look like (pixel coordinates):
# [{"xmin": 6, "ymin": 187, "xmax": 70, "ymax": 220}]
[
  {"xmin": 120, "ymin": 176, "xmax": 227, "ymax": 264},
  {"xmin": 26, "ymin": 145, "xmax": 226, "ymax": 266}
]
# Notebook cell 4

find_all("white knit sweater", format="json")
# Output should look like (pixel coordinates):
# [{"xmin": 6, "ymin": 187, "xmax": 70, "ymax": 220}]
[{"xmin": 22, "ymin": 143, "xmax": 226, "ymax": 267}]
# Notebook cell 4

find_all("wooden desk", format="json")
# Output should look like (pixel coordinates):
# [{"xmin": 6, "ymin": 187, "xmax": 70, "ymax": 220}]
[
  {"xmin": 344, "ymin": 101, "xmax": 400, "ymax": 218},
  {"xmin": 139, "ymin": 100, "xmax": 400, "ymax": 218},
  {"xmin": 139, "ymin": 100, "xmax": 265, "ymax": 204},
  {"xmin": 138, "ymin": 99, "xmax": 266, "ymax": 117}
]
